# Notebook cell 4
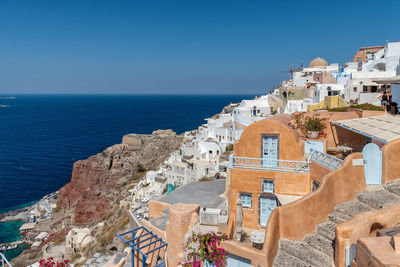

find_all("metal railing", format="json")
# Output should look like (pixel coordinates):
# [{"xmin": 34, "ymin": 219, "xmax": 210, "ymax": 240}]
[
  {"xmin": 230, "ymin": 155, "xmax": 310, "ymax": 173},
  {"xmin": 0, "ymin": 253, "xmax": 12, "ymax": 267},
  {"xmin": 309, "ymin": 149, "xmax": 343, "ymax": 170}
]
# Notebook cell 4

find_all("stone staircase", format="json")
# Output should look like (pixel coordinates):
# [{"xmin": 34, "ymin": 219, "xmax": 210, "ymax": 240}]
[{"xmin": 273, "ymin": 179, "xmax": 400, "ymax": 267}]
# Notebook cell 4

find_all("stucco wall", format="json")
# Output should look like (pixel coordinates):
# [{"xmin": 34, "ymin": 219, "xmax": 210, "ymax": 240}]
[
  {"xmin": 148, "ymin": 200, "xmax": 172, "ymax": 219},
  {"xmin": 260, "ymin": 153, "xmax": 365, "ymax": 266},
  {"xmin": 234, "ymin": 118, "xmax": 304, "ymax": 161},
  {"xmin": 230, "ymin": 168, "xmax": 310, "ymax": 230},
  {"xmin": 165, "ymin": 203, "xmax": 199, "ymax": 267},
  {"xmin": 277, "ymin": 153, "xmax": 365, "ymax": 239},
  {"xmin": 336, "ymin": 203, "xmax": 400, "ymax": 267},
  {"xmin": 382, "ymin": 138, "xmax": 400, "ymax": 184},
  {"xmin": 310, "ymin": 162, "xmax": 331, "ymax": 184},
  {"xmin": 354, "ymin": 236, "xmax": 400, "ymax": 267}
]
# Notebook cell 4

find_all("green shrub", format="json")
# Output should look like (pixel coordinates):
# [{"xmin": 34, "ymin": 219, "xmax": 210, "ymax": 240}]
[
  {"xmin": 225, "ymin": 144, "xmax": 234, "ymax": 152},
  {"xmin": 137, "ymin": 164, "xmax": 146, "ymax": 172},
  {"xmin": 327, "ymin": 103, "xmax": 383, "ymax": 112}
]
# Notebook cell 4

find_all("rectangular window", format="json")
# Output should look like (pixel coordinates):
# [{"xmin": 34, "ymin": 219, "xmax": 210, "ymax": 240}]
[
  {"xmin": 240, "ymin": 193, "xmax": 252, "ymax": 208},
  {"xmin": 353, "ymin": 87, "xmax": 357, "ymax": 92},
  {"xmin": 363, "ymin": 86, "xmax": 368, "ymax": 92},
  {"xmin": 263, "ymin": 180, "xmax": 275, "ymax": 193}
]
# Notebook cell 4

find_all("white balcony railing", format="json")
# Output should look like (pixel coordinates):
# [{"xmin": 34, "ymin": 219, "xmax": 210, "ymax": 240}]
[
  {"xmin": 0, "ymin": 253, "xmax": 12, "ymax": 267},
  {"xmin": 309, "ymin": 149, "xmax": 343, "ymax": 170},
  {"xmin": 229, "ymin": 155, "xmax": 310, "ymax": 173}
]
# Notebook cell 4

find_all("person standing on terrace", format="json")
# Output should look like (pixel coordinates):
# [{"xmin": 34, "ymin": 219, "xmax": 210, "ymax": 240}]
[{"xmin": 380, "ymin": 91, "xmax": 389, "ymax": 112}]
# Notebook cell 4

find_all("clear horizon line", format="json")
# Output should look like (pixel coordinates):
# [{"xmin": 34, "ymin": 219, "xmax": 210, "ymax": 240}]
[{"xmin": 0, "ymin": 92, "xmax": 261, "ymax": 96}]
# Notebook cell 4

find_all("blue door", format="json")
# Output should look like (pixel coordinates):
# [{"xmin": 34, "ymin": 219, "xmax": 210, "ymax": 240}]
[
  {"xmin": 259, "ymin": 196, "xmax": 277, "ymax": 227},
  {"xmin": 226, "ymin": 253, "xmax": 251, "ymax": 267},
  {"xmin": 262, "ymin": 135, "xmax": 278, "ymax": 167},
  {"xmin": 362, "ymin": 143, "xmax": 382, "ymax": 185}
]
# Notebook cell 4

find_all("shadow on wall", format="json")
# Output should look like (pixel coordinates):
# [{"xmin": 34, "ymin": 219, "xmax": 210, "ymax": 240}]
[
  {"xmin": 382, "ymin": 138, "xmax": 400, "ymax": 184},
  {"xmin": 263, "ymin": 153, "xmax": 366, "ymax": 266},
  {"xmin": 335, "ymin": 203, "xmax": 400, "ymax": 267}
]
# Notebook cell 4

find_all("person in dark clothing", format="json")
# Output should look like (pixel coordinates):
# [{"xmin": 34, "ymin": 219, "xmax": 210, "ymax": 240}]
[
  {"xmin": 389, "ymin": 102, "xmax": 399, "ymax": 115},
  {"xmin": 387, "ymin": 91, "xmax": 393, "ymax": 112},
  {"xmin": 380, "ymin": 91, "xmax": 388, "ymax": 112}
]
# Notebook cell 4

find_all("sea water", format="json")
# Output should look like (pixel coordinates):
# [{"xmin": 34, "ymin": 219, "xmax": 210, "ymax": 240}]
[{"xmin": 0, "ymin": 94, "xmax": 253, "ymax": 260}]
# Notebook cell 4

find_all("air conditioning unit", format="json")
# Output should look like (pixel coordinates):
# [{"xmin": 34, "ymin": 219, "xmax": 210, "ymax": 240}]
[{"xmin": 199, "ymin": 208, "xmax": 220, "ymax": 226}]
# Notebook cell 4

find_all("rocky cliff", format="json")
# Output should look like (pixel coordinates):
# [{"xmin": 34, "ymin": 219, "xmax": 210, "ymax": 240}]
[{"xmin": 57, "ymin": 130, "xmax": 183, "ymax": 224}]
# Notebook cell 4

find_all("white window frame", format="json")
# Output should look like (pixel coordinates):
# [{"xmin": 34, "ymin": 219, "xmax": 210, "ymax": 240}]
[
  {"xmin": 240, "ymin": 193, "xmax": 252, "ymax": 208},
  {"xmin": 262, "ymin": 180, "xmax": 275, "ymax": 193}
]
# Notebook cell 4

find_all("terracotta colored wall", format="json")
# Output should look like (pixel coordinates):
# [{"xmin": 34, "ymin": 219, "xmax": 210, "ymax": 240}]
[
  {"xmin": 382, "ymin": 139, "xmax": 400, "ymax": 184},
  {"xmin": 354, "ymin": 236, "xmax": 400, "ymax": 267},
  {"xmin": 258, "ymin": 153, "xmax": 366, "ymax": 266},
  {"xmin": 288, "ymin": 111, "xmax": 363, "ymax": 151},
  {"xmin": 230, "ymin": 168, "xmax": 310, "ymax": 230},
  {"xmin": 336, "ymin": 203, "xmax": 400, "ymax": 267},
  {"xmin": 361, "ymin": 110, "xmax": 385, "ymax": 117},
  {"xmin": 165, "ymin": 203, "xmax": 199, "ymax": 267},
  {"xmin": 141, "ymin": 203, "xmax": 199, "ymax": 267},
  {"xmin": 289, "ymin": 111, "xmax": 383, "ymax": 153},
  {"xmin": 326, "ymin": 112, "xmax": 363, "ymax": 150},
  {"xmin": 277, "ymin": 153, "xmax": 365, "ymax": 240},
  {"xmin": 148, "ymin": 200, "xmax": 172, "ymax": 219},
  {"xmin": 234, "ymin": 119, "xmax": 304, "ymax": 161},
  {"xmin": 353, "ymin": 46, "xmax": 384, "ymax": 63},
  {"xmin": 310, "ymin": 162, "xmax": 332, "ymax": 184},
  {"xmin": 221, "ymin": 240, "xmax": 267, "ymax": 266}
]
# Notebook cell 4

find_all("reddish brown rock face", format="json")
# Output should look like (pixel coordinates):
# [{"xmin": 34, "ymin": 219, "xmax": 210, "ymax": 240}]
[{"xmin": 57, "ymin": 133, "xmax": 183, "ymax": 225}]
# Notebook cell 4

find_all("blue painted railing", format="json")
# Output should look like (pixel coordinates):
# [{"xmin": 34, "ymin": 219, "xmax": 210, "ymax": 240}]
[
  {"xmin": 230, "ymin": 155, "xmax": 310, "ymax": 173},
  {"xmin": 309, "ymin": 149, "xmax": 343, "ymax": 170},
  {"xmin": 117, "ymin": 226, "xmax": 167, "ymax": 267},
  {"xmin": 0, "ymin": 253, "xmax": 12, "ymax": 267}
]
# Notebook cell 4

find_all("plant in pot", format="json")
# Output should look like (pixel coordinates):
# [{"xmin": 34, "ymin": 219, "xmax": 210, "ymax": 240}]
[{"xmin": 292, "ymin": 113, "xmax": 326, "ymax": 139}]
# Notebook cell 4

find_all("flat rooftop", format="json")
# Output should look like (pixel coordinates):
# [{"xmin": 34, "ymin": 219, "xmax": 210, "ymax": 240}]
[{"xmin": 158, "ymin": 179, "xmax": 226, "ymax": 209}]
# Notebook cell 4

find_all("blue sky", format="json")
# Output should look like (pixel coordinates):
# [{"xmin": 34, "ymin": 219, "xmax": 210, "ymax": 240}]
[{"xmin": 0, "ymin": 0, "xmax": 400, "ymax": 95}]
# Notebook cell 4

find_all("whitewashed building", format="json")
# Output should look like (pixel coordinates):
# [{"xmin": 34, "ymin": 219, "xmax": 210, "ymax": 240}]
[
  {"xmin": 344, "ymin": 42, "xmax": 400, "ymax": 105},
  {"xmin": 313, "ymin": 84, "xmax": 345, "ymax": 103}
]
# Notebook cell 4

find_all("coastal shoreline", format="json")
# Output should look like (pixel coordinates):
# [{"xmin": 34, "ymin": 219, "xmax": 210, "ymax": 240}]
[{"xmin": 2, "ymin": 98, "xmax": 241, "ymax": 264}]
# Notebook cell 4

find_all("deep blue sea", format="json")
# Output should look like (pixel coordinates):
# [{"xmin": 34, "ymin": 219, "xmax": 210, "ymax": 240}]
[{"xmin": 0, "ymin": 94, "xmax": 252, "ymax": 260}]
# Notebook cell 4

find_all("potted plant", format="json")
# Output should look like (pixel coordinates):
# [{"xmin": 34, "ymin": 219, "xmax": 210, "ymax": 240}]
[{"xmin": 291, "ymin": 113, "xmax": 326, "ymax": 139}]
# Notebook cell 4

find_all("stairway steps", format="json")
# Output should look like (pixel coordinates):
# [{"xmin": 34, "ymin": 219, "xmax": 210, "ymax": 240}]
[
  {"xmin": 317, "ymin": 221, "xmax": 337, "ymax": 241},
  {"xmin": 304, "ymin": 232, "xmax": 334, "ymax": 258},
  {"xmin": 273, "ymin": 179, "xmax": 400, "ymax": 266},
  {"xmin": 273, "ymin": 249, "xmax": 313, "ymax": 267},
  {"xmin": 279, "ymin": 239, "xmax": 334, "ymax": 267},
  {"xmin": 357, "ymin": 189, "xmax": 400, "ymax": 209},
  {"xmin": 385, "ymin": 180, "xmax": 400, "ymax": 196},
  {"xmin": 334, "ymin": 199, "xmax": 375, "ymax": 217},
  {"xmin": 328, "ymin": 210, "xmax": 352, "ymax": 224}
]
